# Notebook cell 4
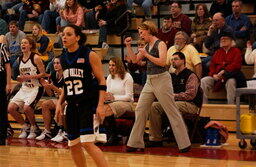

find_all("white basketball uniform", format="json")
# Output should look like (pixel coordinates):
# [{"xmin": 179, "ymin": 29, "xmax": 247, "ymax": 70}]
[{"xmin": 10, "ymin": 53, "xmax": 44, "ymax": 109}]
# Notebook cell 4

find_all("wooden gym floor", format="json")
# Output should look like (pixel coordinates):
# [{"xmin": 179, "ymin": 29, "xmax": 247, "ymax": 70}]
[{"xmin": 0, "ymin": 133, "xmax": 256, "ymax": 167}]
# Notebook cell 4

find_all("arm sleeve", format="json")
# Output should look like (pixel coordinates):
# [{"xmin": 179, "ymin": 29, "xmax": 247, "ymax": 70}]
[
  {"xmin": 225, "ymin": 49, "xmax": 242, "ymax": 72},
  {"xmin": 174, "ymin": 74, "xmax": 199, "ymax": 101},
  {"xmin": 244, "ymin": 47, "xmax": 256, "ymax": 65},
  {"xmin": 75, "ymin": 7, "xmax": 84, "ymax": 26},
  {"xmin": 113, "ymin": 73, "xmax": 134, "ymax": 102},
  {"xmin": 38, "ymin": 36, "xmax": 50, "ymax": 54}
]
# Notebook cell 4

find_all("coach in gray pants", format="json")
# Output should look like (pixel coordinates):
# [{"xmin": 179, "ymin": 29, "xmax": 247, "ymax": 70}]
[{"xmin": 124, "ymin": 20, "xmax": 191, "ymax": 152}]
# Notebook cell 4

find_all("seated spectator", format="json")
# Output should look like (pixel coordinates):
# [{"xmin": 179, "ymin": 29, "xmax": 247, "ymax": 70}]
[
  {"xmin": 82, "ymin": 1, "xmax": 107, "ymax": 30},
  {"xmin": 59, "ymin": 0, "xmax": 84, "ymax": 27},
  {"xmin": 31, "ymin": 24, "xmax": 54, "ymax": 66},
  {"xmin": 191, "ymin": 4, "xmax": 212, "ymax": 52},
  {"xmin": 204, "ymin": 12, "xmax": 234, "ymax": 55},
  {"xmin": 126, "ymin": 0, "xmax": 152, "ymax": 19},
  {"xmin": 209, "ymin": 0, "xmax": 232, "ymax": 17},
  {"xmin": 166, "ymin": 31, "xmax": 202, "ymax": 79},
  {"xmin": 225, "ymin": 0, "xmax": 252, "ymax": 50},
  {"xmin": 157, "ymin": 16, "xmax": 178, "ymax": 49},
  {"xmin": 18, "ymin": 0, "xmax": 50, "ymax": 30},
  {"xmin": 125, "ymin": 39, "xmax": 147, "ymax": 85},
  {"xmin": 0, "ymin": 15, "xmax": 8, "ymax": 35},
  {"xmin": 201, "ymin": 32, "xmax": 245, "ymax": 104},
  {"xmin": 245, "ymin": 41, "xmax": 256, "ymax": 78},
  {"xmin": 36, "ymin": 57, "xmax": 67, "ymax": 142},
  {"xmin": 1, "ymin": 0, "xmax": 23, "ymax": 22},
  {"xmin": 98, "ymin": 0, "xmax": 127, "ymax": 48},
  {"xmin": 103, "ymin": 57, "xmax": 134, "ymax": 145},
  {"xmin": 169, "ymin": 1, "xmax": 192, "ymax": 35},
  {"xmin": 5, "ymin": 21, "xmax": 26, "ymax": 79},
  {"xmin": 203, "ymin": 12, "xmax": 234, "ymax": 76},
  {"xmin": 41, "ymin": 0, "xmax": 65, "ymax": 33},
  {"xmin": 148, "ymin": 52, "xmax": 202, "ymax": 147},
  {"xmin": 8, "ymin": 37, "xmax": 45, "ymax": 139}
]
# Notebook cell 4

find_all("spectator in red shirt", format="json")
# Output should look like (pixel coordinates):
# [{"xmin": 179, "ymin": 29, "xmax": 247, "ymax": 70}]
[
  {"xmin": 201, "ymin": 31, "xmax": 245, "ymax": 104},
  {"xmin": 157, "ymin": 16, "xmax": 178, "ymax": 49},
  {"xmin": 169, "ymin": 1, "xmax": 192, "ymax": 35}
]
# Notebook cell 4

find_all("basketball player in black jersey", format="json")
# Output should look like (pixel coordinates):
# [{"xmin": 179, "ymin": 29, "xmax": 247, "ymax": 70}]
[{"xmin": 56, "ymin": 25, "xmax": 108, "ymax": 167}]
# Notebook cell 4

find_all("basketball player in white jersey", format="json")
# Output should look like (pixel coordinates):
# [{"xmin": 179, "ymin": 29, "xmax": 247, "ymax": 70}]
[{"xmin": 8, "ymin": 37, "xmax": 45, "ymax": 139}]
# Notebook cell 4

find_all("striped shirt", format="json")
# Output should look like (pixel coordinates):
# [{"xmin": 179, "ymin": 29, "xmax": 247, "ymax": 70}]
[{"xmin": 0, "ymin": 43, "xmax": 10, "ymax": 72}]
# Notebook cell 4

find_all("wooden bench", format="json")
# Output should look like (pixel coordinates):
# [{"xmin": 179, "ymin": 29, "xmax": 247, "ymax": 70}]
[{"xmin": 24, "ymin": 21, "xmax": 37, "ymax": 33}]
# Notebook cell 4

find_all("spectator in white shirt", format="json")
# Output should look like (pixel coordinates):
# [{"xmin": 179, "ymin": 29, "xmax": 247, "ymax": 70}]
[
  {"xmin": 104, "ymin": 56, "xmax": 134, "ymax": 145},
  {"xmin": 245, "ymin": 41, "xmax": 256, "ymax": 78}
]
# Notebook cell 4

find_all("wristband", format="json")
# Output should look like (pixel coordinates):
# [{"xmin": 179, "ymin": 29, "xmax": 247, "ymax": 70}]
[{"xmin": 98, "ymin": 85, "xmax": 107, "ymax": 91}]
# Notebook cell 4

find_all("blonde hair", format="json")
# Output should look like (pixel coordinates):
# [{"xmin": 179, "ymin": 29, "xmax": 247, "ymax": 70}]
[{"xmin": 138, "ymin": 21, "xmax": 158, "ymax": 36}]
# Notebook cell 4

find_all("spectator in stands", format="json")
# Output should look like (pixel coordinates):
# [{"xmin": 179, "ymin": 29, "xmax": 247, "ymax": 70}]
[
  {"xmin": 18, "ymin": 0, "xmax": 50, "ymax": 30},
  {"xmin": 0, "ymin": 35, "xmax": 12, "ymax": 145},
  {"xmin": 59, "ymin": 0, "xmax": 84, "ymax": 27},
  {"xmin": 203, "ymin": 12, "xmax": 234, "ymax": 75},
  {"xmin": 82, "ymin": 1, "xmax": 107, "ymax": 30},
  {"xmin": 103, "ymin": 57, "xmax": 134, "ymax": 145},
  {"xmin": 191, "ymin": 4, "xmax": 212, "ymax": 52},
  {"xmin": 98, "ymin": 0, "xmax": 127, "ymax": 48},
  {"xmin": 31, "ymin": 24, "xmax": 54, "ymax": 67},
  {"xmin": 205, "ymin": 13, "xmax": 234, "ymax": 55},
  {"xmin": 148, "ymin": 52, "xmax": 202, "ymax": 147},
  {"xmin": 125, "ymin": 39, "xmax": 147, "ymax": 85},
  {"xmin": 36, "ymin": 57, "xmax": 67, "ymax": 142},
  {"xmin": 201, "ymin": 32, "xmax": 245, "ymax": 104},
  {"xmin": 1, "ymin": 0, "xmax": 23, "ymax": 12},
  {"xmin": 225, "ymin": 0, "xmax": 252, "ymax": 50},
  {"xmin": 157, "ymin": 16, "xmax": 178, "ymax": 49},
  {"xmin": 245, "ymin": 41, "xmax": 256, "ymax": 78},
  {"xmin": 8, "ymin": 37, "xmax": 45, "ymax": 139},
  {"xmin": 169, "ymin": 1, "xmax": 192, "ymax": 35},
  {"xmin": 41, "ymin": 0, "xmax": 66, "ymax": 33},
  {"xmin": 5, "ymin": 21, "xmax": 26, "ymax": 79},
  {"xmin": 0, "ymin": 15, "xmax": 8, "ymax": 35},
  {"xmin": 209, "ymin": 0, "xmax": 232, "ymax": 17},
  {"xmin": 166, "ymin": 31, "xmax": 202, "ymax": 79},
  {"xmin": 126, "ymin": 0, "xmax": 152, "ymax": 19},
  {"xmin": 124, "ymin": 21, "xmax": 191, "ymax": 153}
]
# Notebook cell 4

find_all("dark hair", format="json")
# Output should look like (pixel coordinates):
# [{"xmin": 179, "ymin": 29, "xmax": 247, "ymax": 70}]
[
  {"xmin": 109, "ymin": 57, "xmax": 126, "ymax": 80},
  {"xmin": 9, "ymin": 20, "xmax": 19, "ymax": 27},
  {"xmin": 64, "ymin": 24, "xmax": 87, "ymax": 45},
  {"xmin": 170, "ymin": 1, "xmax": 182, "ymax": 9},
  {"xmin": 194, "ymin": 4, "xmax": 210, "ymax": 23},
  {"xmin": 173, "ymin": 51, "xmax": 186, "ymax": 65}
]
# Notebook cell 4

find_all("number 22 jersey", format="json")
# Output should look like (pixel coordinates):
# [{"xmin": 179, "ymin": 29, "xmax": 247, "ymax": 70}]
[{"xmin": 60, "ymin": 46, "xmax": 99, "ymax": 103}]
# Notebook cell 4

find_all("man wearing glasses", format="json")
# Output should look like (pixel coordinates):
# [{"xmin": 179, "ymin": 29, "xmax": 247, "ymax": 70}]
[{"xmin": 169, "ymin": 1, "xmax": 192, "ymax": 35}]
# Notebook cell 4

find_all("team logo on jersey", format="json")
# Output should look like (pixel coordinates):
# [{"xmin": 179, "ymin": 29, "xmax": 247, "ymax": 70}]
[{"xmin": 77, "ymin": 58, "xmax": 85, "ymax": 63}]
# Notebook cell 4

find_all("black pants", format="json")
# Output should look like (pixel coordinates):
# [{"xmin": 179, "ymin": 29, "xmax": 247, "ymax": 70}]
[{"xmin": 0, "ymin": 72, "xmax": 7, "ymax": 140}]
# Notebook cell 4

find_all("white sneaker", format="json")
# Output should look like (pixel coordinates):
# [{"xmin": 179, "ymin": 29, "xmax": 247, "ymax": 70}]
[
  {"xmin": 51, "ymin": 129, "xmax": 65, "ymax": 142},
  {"xmin": 27, "ymin": 126, "xmax": 38, "ymax": 139},
  {"xmin": 36, "ymin": 129, "xmax": 52, "ymax": 140},
  {"xmin": 18, "ymin": 124, "xmax": 30, "ymax": 139},
  {"xmin": 102, "ymin": 42, "xmax": 109, "ymax": 49}
]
